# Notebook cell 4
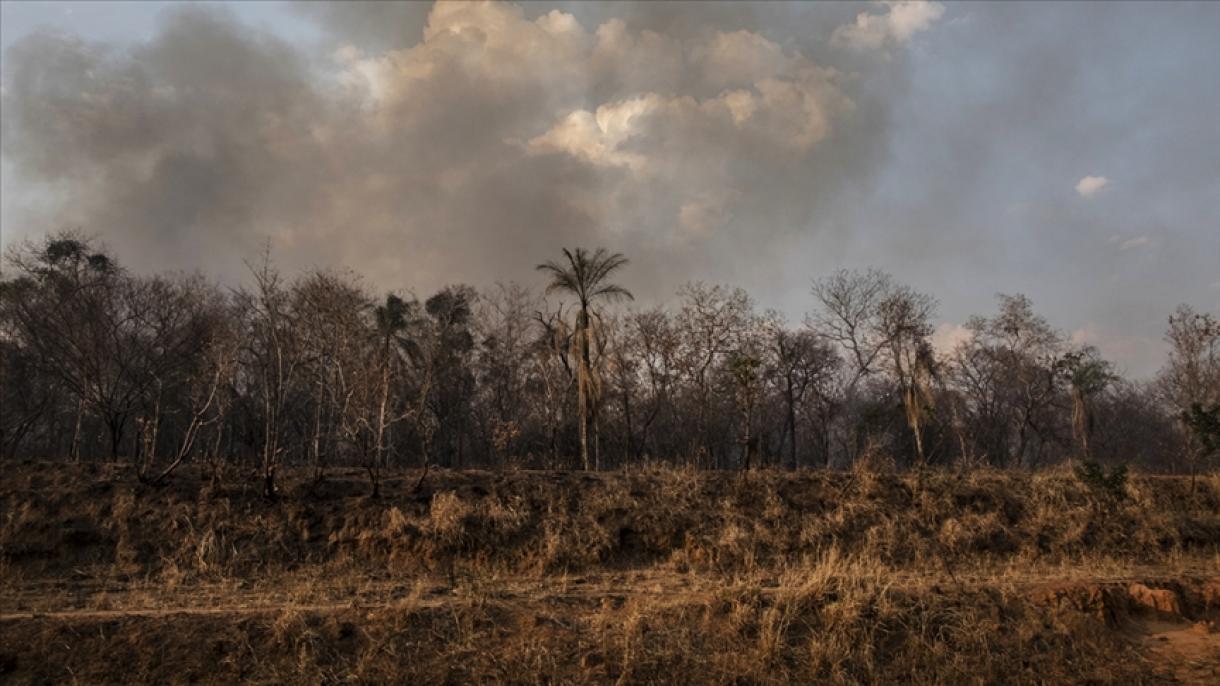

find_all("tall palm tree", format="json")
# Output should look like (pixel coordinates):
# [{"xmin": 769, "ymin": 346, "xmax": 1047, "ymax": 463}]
[
  {"xmin": 537, "ymin": 248, "xmax": 633, "ymax": 470},
  {"xmin": 1057, "ymin": 346, "xmax": 1114, "ymax": 462},
  {"xmin": 368, "ymin": 294, "xmax": 410, "ymax": 497}
]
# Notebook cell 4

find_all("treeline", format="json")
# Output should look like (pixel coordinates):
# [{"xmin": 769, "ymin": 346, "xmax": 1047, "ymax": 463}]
[{"xmin": 1, "ymin": 234, "xmax": 1217, "ymax": 495}]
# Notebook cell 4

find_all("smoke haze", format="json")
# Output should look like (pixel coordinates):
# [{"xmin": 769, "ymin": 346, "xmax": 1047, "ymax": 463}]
[{"xmin": 2, "ymin": 1, "xmax": 1218, "ymax": 377}]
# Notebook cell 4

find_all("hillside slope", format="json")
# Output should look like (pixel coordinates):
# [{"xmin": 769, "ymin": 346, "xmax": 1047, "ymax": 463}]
[{"xmin": 1, "ymin": 464, "xmax": 1218, "ymax": 684}]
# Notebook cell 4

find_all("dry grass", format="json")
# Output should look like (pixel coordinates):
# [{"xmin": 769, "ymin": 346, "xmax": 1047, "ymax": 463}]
[
  {"xmin": 4, "ymin": 463, "xmax": 1217, "ymax": 583},
  {"xmin": 3, "ymin": 562, "xmax": 1197, "ymax": 684},
  {"xmin": 1, "ymin": 462, "xmax": 1218, "ymax": 684}
]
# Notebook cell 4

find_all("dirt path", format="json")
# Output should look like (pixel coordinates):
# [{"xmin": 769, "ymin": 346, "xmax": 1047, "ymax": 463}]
[
  {"xmin": 3, "ymin": 568, "xmax": 1217, "ymax": 622},
  {"xmin": 1138, "ymin": 619, "xmax": 1220, "ymax": 685},
  {"xmin": 0, "ymin": 572, "xmax": 706, "ymax": 622}
]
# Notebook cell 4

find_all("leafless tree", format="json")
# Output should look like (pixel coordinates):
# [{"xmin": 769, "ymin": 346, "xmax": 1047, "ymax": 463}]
[
  {"xmin": 476, "ymin": 283, "xmax": 539, "ymax": 467},
  {"xmin": 292, "ymin": 270, "xmax": 370, "ymax": 482},
  {"xmin": 811, "ymin": 269, "xmax": 936, "ymax": 465},
  {"xmin": 1158, "ymin": 305, "xmax": 1220, "ymax": 481},
  {"xmin": 1, "ymin": 234, "xmax": 1209, "ymax": 477},
  {"xmin": 235, "ymin": 249, "xmax": 306, "ymax": 499},
  {"xmin": 137, "ymin": 311, "xmax": 238, "ymax": 485},
  {"xmin": 769, "ymin": 325, "xmax": 841, "ymax": 469},
  {"xmin": 950, "ymin": 294, "xmax": 1064, "ymax": 467},
  {"xmin": 675, "ymin": 283, "xmax": 755, "ymax": 467}
]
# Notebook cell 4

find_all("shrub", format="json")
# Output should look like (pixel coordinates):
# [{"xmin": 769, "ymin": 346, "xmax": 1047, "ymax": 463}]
[{"xmin": 1073, "ymin": 461, "xmax": 1128, "ymax": 506}]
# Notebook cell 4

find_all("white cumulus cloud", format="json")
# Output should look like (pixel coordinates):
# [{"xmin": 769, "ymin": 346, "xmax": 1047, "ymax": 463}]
[
  {"xmin": 1075, "ymin": 175, "xmax": 1109, "ymax": 197},
  {"xmin": 832, "ymin": 1, "xmax": 946, "ymax": 51}
]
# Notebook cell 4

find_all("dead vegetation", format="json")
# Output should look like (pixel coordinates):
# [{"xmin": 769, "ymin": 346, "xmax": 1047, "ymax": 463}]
[
  {"xmin": 3, "ymin": 463, "xmax": 1218, "ymax": 581},
  {"xmin": 1, "ymin": 463, "xmax": 1219, "ymax": 684}
]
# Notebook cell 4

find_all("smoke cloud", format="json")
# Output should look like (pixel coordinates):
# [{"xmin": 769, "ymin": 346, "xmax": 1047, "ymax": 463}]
[
  {"xmin": 0, "ymin": 1, "xmax": 928, "ymax": 297},
  {"xmin": 6, "ymin": 1, "xmax": 1216, "ymax": 378}
]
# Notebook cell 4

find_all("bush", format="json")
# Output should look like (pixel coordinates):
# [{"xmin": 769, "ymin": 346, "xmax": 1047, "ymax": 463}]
[{"xmin": 1073, "ymin": 461, "xmax": 1128, "ymax": 506}]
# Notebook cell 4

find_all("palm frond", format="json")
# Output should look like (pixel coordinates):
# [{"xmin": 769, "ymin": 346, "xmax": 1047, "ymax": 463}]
[
  {"xmin": 538, "ymin": 246, "xmax": 630, "ymax": 308},
  {"xmin": 588, "ymin": 251, "xmax": 629, "ymax": 287},
  {"xmin": 592, "ymin": 283, "xmax": 634, "ymax": 302},
  {"xmin": 536, "ymin": 260, "xmax": 580, "ymax": 297}
]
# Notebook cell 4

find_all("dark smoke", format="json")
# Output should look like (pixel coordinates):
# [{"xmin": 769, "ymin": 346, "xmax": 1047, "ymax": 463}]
[{"xmin": 1, "ymin": 1, "xmax": 916, "ymax": 300}]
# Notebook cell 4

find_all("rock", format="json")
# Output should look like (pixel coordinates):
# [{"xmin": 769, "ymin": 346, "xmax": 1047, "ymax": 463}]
[{"xmin": 1127, "ymin": 583, "xmax": 1181, "ymax": 616}]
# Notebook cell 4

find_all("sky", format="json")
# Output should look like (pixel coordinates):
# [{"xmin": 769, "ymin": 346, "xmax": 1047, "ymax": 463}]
[{"xmin": 1, "ymin": 1, "xmax": 1217, "ymax": 378}]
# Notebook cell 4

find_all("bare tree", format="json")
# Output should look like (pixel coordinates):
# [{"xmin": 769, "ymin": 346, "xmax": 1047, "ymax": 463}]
[
  {"xmin": 810, "ymin": 269, "xmax": 895, "ymax": 391},
  {"xmin": 0, "ymin": 333, "xmax": 58, "ymax": 460},
  {"xmin": 137, "ymin": 313, "xmax": 238, "ymax": 485},
  {"xmin": 811, "ymin": 269, "xmax": 936, "ymax": 465},
  {"xmin": 1159, "ymin": 305, "xmax": 1220, "ymax": 413},
  {"xmin": 2, "ymin": 238, "xmax": 1210, "ymax": 479},
  {"xmin": 727, "ymin": 350, "xmax": 764, "ymax": 470},
  {"xmin": 126, "ymin": 275, "xmax": 229, "ymax": 476},
  {"xmin": 292, "ymin": 270, "xmax": 370, "ymax": 481},
  {"xmin": 951, "ymin": 294, "xmax": 1064, "ymax": 467},
  {"xmin": 628, "ymin": 308, "xmax": 682, "ymax": 461},
  {"xmin": 3, "ymin": 235, "xmax": 221, "ymax": 463},
  {"xmin": 528, "ymin": 304, "xmax": 572, "ymax": 466},
  {"xmin": 332, "ymin": 292, "xmax": 427, "ymax": 497},
  {"xmin": 236, "ymin": 249, "xmax": 305, "ymax": 499},
  {"xmin": 476, "ymin": 283, "xmax": 539, "ymax": 466},
  {"xmin": 3, "ymin": 235, "xmax": 126, "ymax": 459},
  {"xmin": 1158, "ymin": 305, "xmax": 1220, "ymax": 481},
  {"xmin": 675, "ymin": 283, "xmax": 755, "ymax": 467},
  {"xmin": 769, "ymin": 326, "xmax": 840, "ymax": 469},
  {"xmin": 878, "ymin": 287, "xmax": 938, "ymax": 465}
]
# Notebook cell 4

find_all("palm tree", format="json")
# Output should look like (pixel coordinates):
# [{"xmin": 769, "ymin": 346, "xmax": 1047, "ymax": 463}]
[
  {"xmin": 537, "ymin": 248, "xmax": 633, "ymax": 470},
  {"xmin": 1057, "ymin": 346, "xmax": 1115, "ymax": 462},
  {"xmin": 368, "ymin": 294, "xmax": 410, "ymax": 497}
]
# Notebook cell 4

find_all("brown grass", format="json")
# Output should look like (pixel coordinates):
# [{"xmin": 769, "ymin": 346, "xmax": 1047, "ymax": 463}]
[{"xmin": 1, "ymin": 462, "xmax": 1218, "ymax": 684}]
